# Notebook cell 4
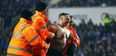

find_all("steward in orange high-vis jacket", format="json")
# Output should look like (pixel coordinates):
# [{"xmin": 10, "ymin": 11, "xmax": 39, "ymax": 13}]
[
  {"xmin": 7, "ymin": 9, "xmax": 48, "ymax": 56},
  {"xmin": 32, "ymin": 2, "xmax": 54, "ymax": 56}
]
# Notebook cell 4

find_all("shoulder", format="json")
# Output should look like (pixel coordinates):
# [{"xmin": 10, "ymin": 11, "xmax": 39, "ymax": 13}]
[
  {"xmin": 48, "ymin": 24, "xmax": 59, "ymax": 32},
  {"xmin": 32, "ymin": 14, "xmax": 44, "ymax": 21},
  {"xmin": 23, "ymin": 25, "xmax": 35, "ymax": 32},
  {"xmin": 49, "ymin": 24, "xmax": 58, "ymax": 29}
]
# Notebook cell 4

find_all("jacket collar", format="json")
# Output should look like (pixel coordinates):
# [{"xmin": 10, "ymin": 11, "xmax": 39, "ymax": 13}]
[
  {"xmin": 34, "ymin": 11, "xmax": 49, "ymax": 23},
  {"xmin": 20, "ymin": 17, "xmax": 32, "ymax": 25}
]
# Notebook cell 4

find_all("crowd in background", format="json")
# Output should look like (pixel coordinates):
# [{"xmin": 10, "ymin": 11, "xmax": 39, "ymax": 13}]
[
  {"xmin": 49, "ymin": 0, "xmax": 116, "ymax": 7},
  {"xmin": 73, "ymin": 18, "xmax": 116, "ymax": 56},
  {"xmin": 0, "ymin": 0, "xmax": 116, "ymax": 56}
]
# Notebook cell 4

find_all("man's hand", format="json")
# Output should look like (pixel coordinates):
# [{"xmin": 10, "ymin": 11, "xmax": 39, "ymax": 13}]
[
  {"xmin": 48, "ymin": 32, "xmax": 55, "ymax": 39},
  {"xmin": 73, "ymin": 38, "xmax": 80, "ymax": 47},
  {"xmin": 43, "ymin": 43, "xmax": 50, "ymax": 52}
]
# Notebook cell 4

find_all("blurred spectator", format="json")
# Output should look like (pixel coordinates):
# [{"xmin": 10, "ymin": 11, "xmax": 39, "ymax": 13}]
[
  {"xmin": 87, "ymin": 0, "xmax": 97, "ymax": 7},
  {"xmin": 0, "ymin": 32, "xmax": 2, "ymax": 55},
  {"xmin": 102, "ymin": 13, "xmax": 112, "ymax": 34},
  {"xmin": 49, "ymin": 0, "xmax": 61, "ymax": 7},
  {"xmin": 57, "ymin": 0, "xmax": 72, "ymax": 7},
  {"xmin": 0, "ymin": 17, "xmax": 4, "ymax": 30}
]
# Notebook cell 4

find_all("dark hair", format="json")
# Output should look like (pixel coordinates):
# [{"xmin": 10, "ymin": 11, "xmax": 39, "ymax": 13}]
[
  {"xmin": 105, "ymin": 14, "xmax": 109, "ymax": 18},
  {"xmin": 59, "ymin": 12, "xmax": 69, "ymax": 18},
  {"xmin": 36, "ymin": 2, "xmax": 47, "ymax": 11},
  {"xmin": 70, "ymin": 15, "xmax": 73, "ymax": 19},
  {"xmin": 21, "ymin": 9, "xmax": 33, "ymax": 21}
]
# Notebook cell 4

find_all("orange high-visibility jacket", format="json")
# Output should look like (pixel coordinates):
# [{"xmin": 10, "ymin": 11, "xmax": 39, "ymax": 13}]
[
  {"xmin": 7, "ymin": 18, "xmax": 47, "ymax": 56},
  {"xmin": 32, "ymin": 11, "xmax": 51, "ymax": 56},
  {"xmin": 32, "ymin": 11, "xmax": 50, "ymax": 41}
]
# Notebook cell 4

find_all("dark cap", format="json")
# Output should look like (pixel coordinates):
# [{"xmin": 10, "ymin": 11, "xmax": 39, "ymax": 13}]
[
  {"xmin": 21, "ymin": 9, "xmax": 33, "ymax": 21},
  {"xmin": 36, "ymin": 2, "xmax": 47, "ymax": 11}
]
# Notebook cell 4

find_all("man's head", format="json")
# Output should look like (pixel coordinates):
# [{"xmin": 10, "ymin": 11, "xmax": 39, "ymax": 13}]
[
  {"xmin": 59, "ymin": 12, "xmax": 70, "ymax": 27},
  {"xmin": 67, "ymin": 15, "xmax": 74, "ymax": 26},
  {"xmin": 36, "ymin": 2, "xmax": 47, "ymax": 15},
  {"xmin": 21, "ymin": 9, "xmax": 33, "ymax": 21}
]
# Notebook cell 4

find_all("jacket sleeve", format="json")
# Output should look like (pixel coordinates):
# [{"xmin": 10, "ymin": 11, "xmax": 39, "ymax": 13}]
[
  {"xmin": 32, "ymin": 17, "xmax": 53, "ymax": 41},
  {"xmin": 48, "ymin": 24, "xmax": 58, "ymax": 33},
  {"xmin": 71, "ymin": 29, "xmax": 80, "ymax": 47},
  {"xmin": 22, "ymin": 26, "xmax": 49, "ymax": 49}
]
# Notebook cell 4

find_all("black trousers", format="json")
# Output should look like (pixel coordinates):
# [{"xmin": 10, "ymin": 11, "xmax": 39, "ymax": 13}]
[
  {"xmin": 47, "ymin": 47, "xmax": 63, "ymax": 56},
  {"xmin": 66, "ymin": 43, "xmax": 76, "ymax": 56}
]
